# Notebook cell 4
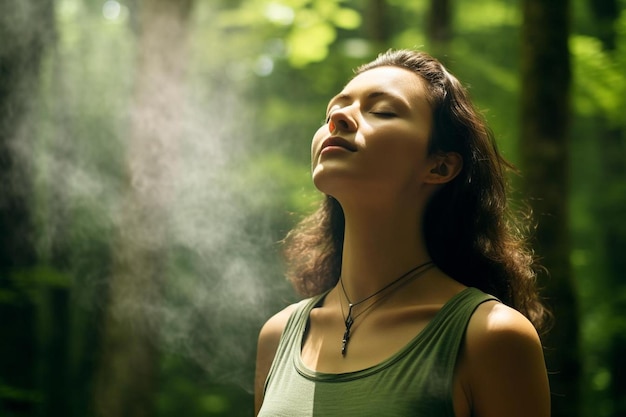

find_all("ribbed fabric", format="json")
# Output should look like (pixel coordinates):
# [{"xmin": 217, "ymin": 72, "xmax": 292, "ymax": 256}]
[{"xmin": 258, "ymin": 287, "xmax": 498, "ymax": 416}]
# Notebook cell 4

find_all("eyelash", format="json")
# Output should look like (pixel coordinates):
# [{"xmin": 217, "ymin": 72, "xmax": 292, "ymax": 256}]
[
  {"xmin": 323, "ymin": 110, "xmax": 396, "ymax": 125},
  {"xmin": 371, "ymin": 112, "xmax": 396, "ymax": 118}
]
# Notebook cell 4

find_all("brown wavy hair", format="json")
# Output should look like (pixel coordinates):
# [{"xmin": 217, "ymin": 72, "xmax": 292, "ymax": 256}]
[{"xmin": 283, "ymin": 49, "xmax": 549, "ymax": 332}]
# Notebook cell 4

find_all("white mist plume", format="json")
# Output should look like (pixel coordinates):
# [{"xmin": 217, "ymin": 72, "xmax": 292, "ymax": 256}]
[{"xmin": 25, "ymin": 3, "xmax": 298, "ymax": 394}]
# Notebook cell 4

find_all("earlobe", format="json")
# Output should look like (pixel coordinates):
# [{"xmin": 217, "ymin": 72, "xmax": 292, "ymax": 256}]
[{"xmin": 425, "ymin": 152, "xmax": 463, "ymax": 184}]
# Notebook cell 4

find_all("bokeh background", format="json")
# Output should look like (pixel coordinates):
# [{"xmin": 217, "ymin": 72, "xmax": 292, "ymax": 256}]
[{"xmin": 0, "ymin": 0, "xmax": 625, "ymax": 416}]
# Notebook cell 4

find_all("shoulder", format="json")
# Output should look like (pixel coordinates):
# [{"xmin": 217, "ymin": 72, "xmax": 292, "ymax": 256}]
[
  {"xmin": 460, "ymin": 300, "xmax": 551, "ymax": 417},
  {"xmin": 254, "ymin": 303, "xmax": 299, "ymax": 415},
  {"xmin": 467, "ymin": 300, "xmax": 541, "ymax": 348},
  {"xmin": 258, "ymin": 303, "xmax": 300, "ymax": 351}
]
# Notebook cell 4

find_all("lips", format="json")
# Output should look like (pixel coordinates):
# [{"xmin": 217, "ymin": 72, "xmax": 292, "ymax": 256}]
[{"xmin": 320, "ymin": 136, "xmax": 357, "ymax": 152}]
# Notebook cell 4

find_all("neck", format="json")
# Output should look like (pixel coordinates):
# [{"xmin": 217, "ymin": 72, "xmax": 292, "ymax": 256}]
[{"xmin": 338, "ymin": 199, "xmax": 432, "ymax": 301}]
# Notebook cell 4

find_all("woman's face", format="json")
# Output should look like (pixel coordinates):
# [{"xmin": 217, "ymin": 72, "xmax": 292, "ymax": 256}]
[{"xmin": 311, "ymin": 66, "xmax": 435, "ymax": 201}]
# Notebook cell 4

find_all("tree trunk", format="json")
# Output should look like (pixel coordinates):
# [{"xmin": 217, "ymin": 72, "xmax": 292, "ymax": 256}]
[
  {"xmin": 365, "ymin": 0, "xmax": 391, "ymax": 48},
  {"xmin": 0, "ymin": 0, "xmax": 55, "ymax": 414},
  {"xmin": 92, "ymin": 1, "xmax": 193, "ymax": 416},
  {"xmin": 587, "ymin": 1, "xmax": 626, "ymax": 414},
  {"xmin": 519, "ymin": 1, "xmax": 580, "ymax": 416},
  {"xmin": 589, "ymin": 0, "xmax": 619, "ymax": 50},
  {"xmin": 426, "ymin": 0, "xmax": 452, "ymax": 57}
]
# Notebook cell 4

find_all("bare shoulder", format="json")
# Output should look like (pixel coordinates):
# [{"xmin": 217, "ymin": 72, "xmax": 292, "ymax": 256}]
[
  {"xmin": 254, "ymin": 303, "xmax": 299, "ymax": 415},
  {"xmin": 257, "ymin": 303, "xmax": 299, "ymax": 352},
  {"xmin": 467, "ymin": 300, "xmax": 541, "ymax": 347},
  {"xmin": 462, "ymin": 301, "xmax": 551, "ymax": 417}
]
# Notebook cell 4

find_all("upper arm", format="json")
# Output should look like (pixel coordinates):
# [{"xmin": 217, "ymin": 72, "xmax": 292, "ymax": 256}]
[
  {"xmin": 463, "ymin": 301, "xmax": 551, "ymax": 417},
  {"xmin": 254, "ymin": 304, "xmax": 298, "ymax": 416}
]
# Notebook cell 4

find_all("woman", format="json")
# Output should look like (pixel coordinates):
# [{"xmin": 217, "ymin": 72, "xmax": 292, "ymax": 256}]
[{"xmin": 255, "ymin": 49, "xmax": 551, "ymax": 416}]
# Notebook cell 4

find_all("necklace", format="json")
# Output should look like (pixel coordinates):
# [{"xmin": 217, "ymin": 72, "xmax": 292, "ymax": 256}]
[{"xmin": 339, "ymin": 261, "xmax": 434, "ymax": 356}]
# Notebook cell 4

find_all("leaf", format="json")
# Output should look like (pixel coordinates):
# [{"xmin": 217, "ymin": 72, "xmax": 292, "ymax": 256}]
[
  {"xmin": 571, "ymin": 35, "xmax": 626, "ymax": 126},
  {"xmin": 332, "ymin": 8, "xmax": 361, "ymax": 30},
  {"xmin": 286, "ymin": 21, "xmax": 336, "ymax": 66}
]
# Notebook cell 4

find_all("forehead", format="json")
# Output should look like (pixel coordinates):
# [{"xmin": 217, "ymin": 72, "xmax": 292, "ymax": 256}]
[{"xmin": 341, "ymin": 66, "xmax": 428, "ymax": 101}]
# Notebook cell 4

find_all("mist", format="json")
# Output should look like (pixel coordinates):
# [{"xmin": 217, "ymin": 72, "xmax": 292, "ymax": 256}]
[{"xmin": 8, "ymin": 0, "xmax": 305, "ymax": 400}]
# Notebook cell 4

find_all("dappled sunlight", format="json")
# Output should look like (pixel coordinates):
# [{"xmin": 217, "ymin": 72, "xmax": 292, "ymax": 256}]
[{"xmin": 0, "ymin": 0, "xmax": 625, "ymax": 416}]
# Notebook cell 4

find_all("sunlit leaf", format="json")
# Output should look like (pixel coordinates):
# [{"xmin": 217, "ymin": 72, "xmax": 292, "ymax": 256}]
[
  {"xmin": 332, "ymin": 8, "xmax": 361, "ymax": 30},
  {"xmin": 571, "ymin": 35, "xmax": 626, "ymax": 125},
  {"xmin": 286, "ymin": 21, "xmax": 336, "ymax": 66}
]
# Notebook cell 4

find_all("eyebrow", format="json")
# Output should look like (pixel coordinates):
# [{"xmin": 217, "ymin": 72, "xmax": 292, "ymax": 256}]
[{"xmin": 327, "ymin": 90, "xmax": 411, "ymax": 112}]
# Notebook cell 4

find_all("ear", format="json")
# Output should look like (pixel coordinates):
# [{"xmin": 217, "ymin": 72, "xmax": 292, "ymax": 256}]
[{"xmin": 424, "ymin": 152, "xmax": 463, "ymax": 184}]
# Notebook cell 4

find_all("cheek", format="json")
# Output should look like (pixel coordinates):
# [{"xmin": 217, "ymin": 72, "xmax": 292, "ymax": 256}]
[
  {"xmin": 364, "ymin": 132, "xmax": 427, "ymax": 178},
  {"xmin": 366, "ymin": 130, "xmax": 424, "ymax": 160}
]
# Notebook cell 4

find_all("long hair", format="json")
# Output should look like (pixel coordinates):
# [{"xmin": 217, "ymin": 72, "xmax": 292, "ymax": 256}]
[{"xmin": 283, "ymin": 49, "xmax": 548, "ymax": 332}]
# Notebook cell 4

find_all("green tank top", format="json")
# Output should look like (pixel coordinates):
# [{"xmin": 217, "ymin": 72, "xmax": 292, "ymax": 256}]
[{"xmin": 258, "ymin": 287, "xmax": 498, "ymax": 417}]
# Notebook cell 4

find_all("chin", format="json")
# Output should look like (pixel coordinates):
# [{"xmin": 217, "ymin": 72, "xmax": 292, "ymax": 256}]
[
  {"xmin": 311, "ymin": 172, "xmax": 335, "ymax": 195},
  {"xmin": 312, "ymin": 172, "xmax": 349, "ymax": 198}
]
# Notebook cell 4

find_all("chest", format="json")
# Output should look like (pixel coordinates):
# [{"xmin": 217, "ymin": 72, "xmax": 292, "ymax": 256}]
[
  {"xmin": 259, "ymin": 290, "xmax": 489, "ymax": 417},
  {"xmin": 300, "ymin": 304, "xmax": 439, "ymax": 373},
  {"xmin": 262, "ymin": 316, "xmax": 467, "ymax": 417}
]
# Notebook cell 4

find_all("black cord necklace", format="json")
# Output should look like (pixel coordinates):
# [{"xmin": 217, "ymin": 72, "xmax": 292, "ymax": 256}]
[{"xmin": 339, "ymin": 260, "xmax": 434, "ymax": 356}]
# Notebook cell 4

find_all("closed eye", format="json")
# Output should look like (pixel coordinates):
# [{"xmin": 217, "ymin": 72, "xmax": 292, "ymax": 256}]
[{"xmin": 371, "ymin": 112, "xmax": 396, "ymax": 118}]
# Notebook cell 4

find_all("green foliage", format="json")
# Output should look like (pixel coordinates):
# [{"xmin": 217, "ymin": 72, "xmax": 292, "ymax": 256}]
[
  {"xmin": 0, "ymin": 381, "xmax": 42, "ymax": 407},
  {"xmin": 568, "ymin": 6, "xmax": 626, "ymax": 416},
  {"xmin": 156, "ymin": 354, "xmax": 252, "ymax": 417},
  {"xmin": 235, "ymin": 152, "xmax": 320, "ymax": 216},
  {"xmin": 215, "ymin": 0, "xmax": 361, "ymax": 67},
  {"xmin": 0, "ymin": 265, "xmax": 71, "ymax": 312},
  {"xmin": 10, "ymin": 266, "xmax": 71, "ymax": 291},
  {"xmin": 285, "ymin": 1, "xmax": 361, "ymax": 66},
  {"xmin": 2, "ymin": 0, "xmax": 625, "ymax": 416},
  {"xmin": 571, "ymin": 35, "xmax": 626, "ymax": 125},
  {"xmin": 456, "ymin": 0, "xmax": 520, "ymax": 30}
]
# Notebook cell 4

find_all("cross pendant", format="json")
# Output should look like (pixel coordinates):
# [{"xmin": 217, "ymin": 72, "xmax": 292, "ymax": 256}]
[{"xmin": 341, "ymin": 310, "xmax": 354, "ymax": 356}]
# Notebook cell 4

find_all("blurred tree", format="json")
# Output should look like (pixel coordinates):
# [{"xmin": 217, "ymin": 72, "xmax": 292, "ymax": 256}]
[
  {"xmin": 0, "ymin": 0, "xmax": 621, "ymax": 416},
  {"xmin": 520, "ymin": 0, "xmax": 581, "ymax": 416},
  {"xmin": 587, "ymin": 0, "xmax": 626, "ymax": 414},
  {"xmin": 0, "ymin": 0, "xmax": 55, "ymax": 415},
  {"xmin": 365, "ymin": 0, "xmax": 391, "ymax": 47},
  {"xmin": 427, "ymin": 0, "xmax": 452, "ymax": 55},
  {"xmin": 589, "ymin": 0, "xmax": 620, "ymax": 49},
  {"xmin": 92, "ymin": 0, "xmax": 194, "ymax": 416}
]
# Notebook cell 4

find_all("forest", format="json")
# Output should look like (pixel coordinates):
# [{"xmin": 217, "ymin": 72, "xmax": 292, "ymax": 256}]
[{"xmin": 0, "ymin": 0, "xmax": 625, "ymax": 416}]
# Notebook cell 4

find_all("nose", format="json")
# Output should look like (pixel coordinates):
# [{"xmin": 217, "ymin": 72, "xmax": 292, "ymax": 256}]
[{"xmin": 328, "ymin": 107, "xmax": 357, "ymax": 133}]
